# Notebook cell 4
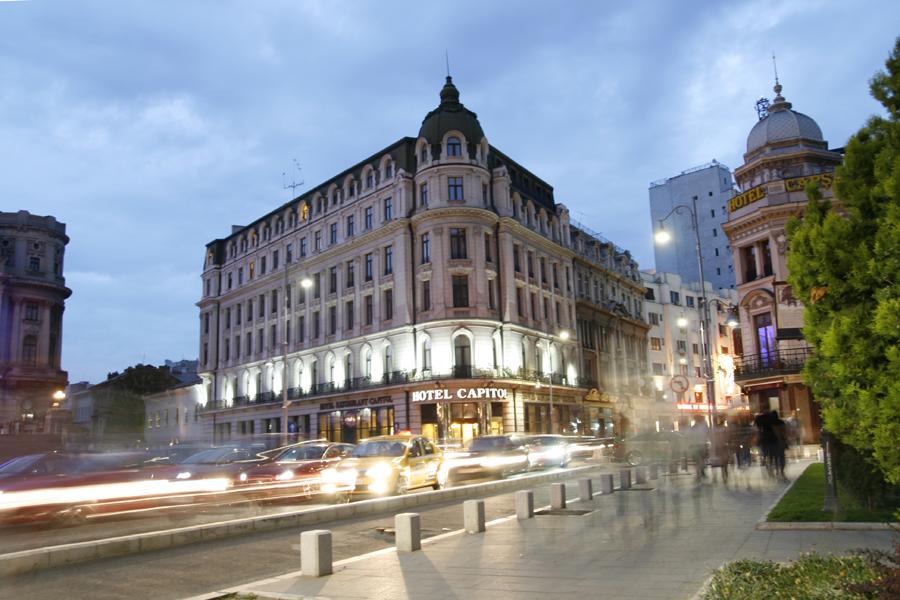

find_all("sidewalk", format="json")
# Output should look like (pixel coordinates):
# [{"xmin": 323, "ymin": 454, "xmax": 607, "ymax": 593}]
[{"xmin": 205, "ymin": 462, "xmax": 896, "ymax": 600}]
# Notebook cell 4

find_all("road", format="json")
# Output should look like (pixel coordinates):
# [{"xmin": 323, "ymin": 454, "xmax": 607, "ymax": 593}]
[{"xmin": 0, "ymin": 463, "xmax": 618, "ymax": 600}]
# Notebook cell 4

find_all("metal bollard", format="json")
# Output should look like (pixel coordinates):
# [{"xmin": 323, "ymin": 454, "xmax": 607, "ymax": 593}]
[
  {"xmin": 649, "ymin": 463, "xmax": 659, "ymax": 480},
  {"xmin": 635, "ymin": 467, "xmax": 647, "ymax": 484},
  {"xmin": 300, "ymin": 529, "xmax": 333, "ymax": 577},
  {"xmin": 619, "ymin": 468, "xmax": 632, "ymax": 490},
  {"xmin": 464, "ymin": 499, "xmax": 486, "ymax": 533},
  {"xmin": 550, "ymin": 482, "xmax": 567, "ymax": 509},
  {"xmin": 599, "ymin": 473, "xmax": 615, "ymax": 494},
  {"xmin": 578, "ymin": 478, "xmax": 593, "ymax": 502},
  {"xmin": 516, "ymin": 490, "xmax": 534, "ymax": 519},
  {"xmin": 395, "ymin": 512, "xmax": 421, "ymax": 552}
]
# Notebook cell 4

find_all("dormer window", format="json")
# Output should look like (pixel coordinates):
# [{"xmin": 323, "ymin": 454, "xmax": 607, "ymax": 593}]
[
  {"xmin": 384, "ymin": 163, "xmax": 393, "ymax": 178},
  {"xmin": 420, "ymin": 147, "xmax": 428, "ymax": 164},
  {"xmin": 366, "ymin": 173, "xmax": 374, "ymax": 188},
  {"xmin": 447, "ymin": 136, "xmax": 462, "ymax": 157}
]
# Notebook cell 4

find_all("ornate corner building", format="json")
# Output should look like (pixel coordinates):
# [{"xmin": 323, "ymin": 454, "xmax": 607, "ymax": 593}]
[
  {"xmin": 723, "ymin": 82, "xmax": 843, "ymax": 443},
  {"xmin": 197, "ymin": 77, "xmax": 650, "ymax": 444},
  {"xmin": 0, "ymin": 210, "xmax": 71, "ymax": 434}
]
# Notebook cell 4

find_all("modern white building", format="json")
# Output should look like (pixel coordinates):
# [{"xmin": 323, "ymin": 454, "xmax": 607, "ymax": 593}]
[
  {"xmin": 649, "ymin": 161, "xmax": 736, "ymax": 291},
  {"xmin": 641, "ymin": 271, "xmax": 742, "ymax": 430},
  {"xmin": 198, "ymin": 77, "xmax": 648, "ymax": 444}
]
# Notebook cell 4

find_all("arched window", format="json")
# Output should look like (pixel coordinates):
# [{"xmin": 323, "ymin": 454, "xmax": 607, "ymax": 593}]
[
  {"xmin": 328, "ymin": 355, "xmax": 336, "ymax": 384},
  {"xmin": 344, "ymin": 353, "xmax": 352, "ymax": 383},
  {"xmin": 453, "ymin": 336, "xmax": 471, "ymax": 377},
  {"xmin": 22, "ymin": 335, "xmax": 37, "ymax": 366},
  {"xmin": 363, "ymin": 347, "xmax": 372, "ymax": 379},
  {"xmin": 384, "ymin": 345, "xmax": 394, "ymax": 375},
  {"xmin": 422, "ymin": 338, "xmax": 432, "ymax": 372},
  {"xmin": 310, "ymin": 359, "xmax": 318, "ymax": 388},
  {"xmin": 447, "ymin": 136, "xmax": 462, "ymax": 157},
  {"xmin": 535, "ymin": 343, "xmax": 544, "ymax": 375}
]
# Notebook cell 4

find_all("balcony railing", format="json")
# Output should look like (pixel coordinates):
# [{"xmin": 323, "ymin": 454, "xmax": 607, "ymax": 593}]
[
  {"xmin": 202, "ymin": 367, "xmax": 597, "ymax": 411},
  {"xmin": 734, "ymin": 346, "xmax": 812, "ymax": 381}
]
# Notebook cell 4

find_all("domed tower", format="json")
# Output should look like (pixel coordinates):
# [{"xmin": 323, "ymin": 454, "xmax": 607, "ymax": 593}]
[{"xmin": 723, "ymin": 79, "xmax": 842, "ymax": 443}]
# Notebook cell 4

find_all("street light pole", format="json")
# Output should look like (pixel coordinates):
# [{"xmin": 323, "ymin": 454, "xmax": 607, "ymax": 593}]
[
  {"xmin": 281, "ymin": 259, "xmax": 290, "ymax": 446},
  {"xmin": 655, "ymin": 199, "xmax": 716, "ymax": 429}
]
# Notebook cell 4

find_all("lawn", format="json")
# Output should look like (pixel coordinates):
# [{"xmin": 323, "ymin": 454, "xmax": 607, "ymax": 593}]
[{"xmin": 767, "ymin": 463, "xmax": 898, "ymax": 522}]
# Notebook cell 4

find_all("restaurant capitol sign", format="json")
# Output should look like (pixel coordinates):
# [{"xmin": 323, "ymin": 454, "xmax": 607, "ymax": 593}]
[
  {"xmin": 727, "ymin": 172, "xmax": 834, "ymax": 213},
  {"xmin": 411, "ymin": 387, "xmax": 509, "ymax": 402}
]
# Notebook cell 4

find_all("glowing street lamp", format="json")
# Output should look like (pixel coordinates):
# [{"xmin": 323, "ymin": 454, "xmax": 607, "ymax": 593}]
[{"xmin": 676, "ymin": 316, "xmax": 689, "ymax": 328}]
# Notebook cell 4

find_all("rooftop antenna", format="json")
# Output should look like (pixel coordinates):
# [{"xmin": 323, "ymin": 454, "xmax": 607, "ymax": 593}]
[
  {"xmin": 445, "ymin": 49, "xmax": 451, "ymax": 78},
  {"xmin": 772, "ymin": 53, "xmax": 779, "ymax": 85},
  {"xmin": 282, "ymin": 159, "xmax": 304, "ymax": 199}
]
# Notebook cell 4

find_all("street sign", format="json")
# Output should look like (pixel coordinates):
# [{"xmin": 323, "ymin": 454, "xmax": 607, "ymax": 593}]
[{"xmin": 670, "ymin": 375, "xmax": 689, "ymax": 394}]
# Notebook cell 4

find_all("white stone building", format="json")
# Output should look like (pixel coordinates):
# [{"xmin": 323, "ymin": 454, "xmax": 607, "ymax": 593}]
[
  {"xmin": 197, "ymin": 77, "xmax": 646, "ymax": 445},
  {"xmin": 144, "ymin": 381, "xmax": 205, "ymax": 447},
  {"xmin": 641, "ymin": 271, "xmax": 741, "ymax": 430}
]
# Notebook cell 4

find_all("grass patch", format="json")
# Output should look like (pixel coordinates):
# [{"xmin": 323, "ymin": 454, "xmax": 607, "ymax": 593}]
[
  {"xmin": 768, "ymin": 463, "xmax": 898, "ymax": 522},
  {"xmin": 700, "ymin": 553, "xmax": 880, "ymax": 600}
]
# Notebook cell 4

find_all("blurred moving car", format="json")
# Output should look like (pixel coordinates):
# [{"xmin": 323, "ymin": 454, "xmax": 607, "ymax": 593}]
[
  {"xmin": 241, "ymin": 441, "xmax": 354, "ymax": 500},
  {"xmin": 151, "ymin": 446, "xmax": 271, "ymax": 485},
  {"xmin": 325, "ymin": 435, "xmax": 445, "ymax": 496},
  {"xmin": 615, "ymin": 431, "xmax": 685, "ymax": 466},
  {"xmin": 564, "ymin": 436, "xmax": 616, "ymax": 460},
  {"xmin": 522, "ymin": 435, "xmax": 570, "ymax": 469},
  {"xmin": 444, "ymin": 435, "xmax": 530, "ymax": 482}
]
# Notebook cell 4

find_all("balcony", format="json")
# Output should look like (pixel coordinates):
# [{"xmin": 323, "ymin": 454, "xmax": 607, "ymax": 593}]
[
  {"xmin": 202, "ymin": 367, "xmax": 597, "ymax": 412},
  {"xmin": 734, "ymin": 346, "xmax": 811, "ymax": 381}
]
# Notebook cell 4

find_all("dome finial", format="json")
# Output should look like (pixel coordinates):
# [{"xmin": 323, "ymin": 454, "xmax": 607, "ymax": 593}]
[{"xmin": 769, "ymin": 53, "xmax": 790, "ymax": 111}]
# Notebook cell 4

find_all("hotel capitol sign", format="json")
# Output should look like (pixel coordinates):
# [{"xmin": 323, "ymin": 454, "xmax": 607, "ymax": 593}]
[
  {"xmin": 411, "ymin": 387, "xmax": 509, "ymax": 402},
  {"xmin": 728, "ymin": 172, "xmax": 834, "ymax": 213}
]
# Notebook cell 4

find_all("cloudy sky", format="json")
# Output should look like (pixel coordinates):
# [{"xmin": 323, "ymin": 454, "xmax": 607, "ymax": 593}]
[{"xmin": 1, "ymin": 0, "xmax": 896, "ymax": 383}]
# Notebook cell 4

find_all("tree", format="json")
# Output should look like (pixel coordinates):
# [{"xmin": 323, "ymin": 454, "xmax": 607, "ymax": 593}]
[{"xmin": 786, "ymin": 37, "xmax": 900, "ymax": 484}]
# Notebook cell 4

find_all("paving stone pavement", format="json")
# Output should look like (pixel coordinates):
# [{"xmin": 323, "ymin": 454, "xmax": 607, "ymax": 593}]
[{"xmin": 202, "ymin": 462, "xmax": 896, "ymax": 600}]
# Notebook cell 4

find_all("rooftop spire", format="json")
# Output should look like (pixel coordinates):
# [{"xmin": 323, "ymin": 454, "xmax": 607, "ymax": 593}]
[{"xmin": 768, "ymin": 54, "xmax": 791, "ymax": 112}]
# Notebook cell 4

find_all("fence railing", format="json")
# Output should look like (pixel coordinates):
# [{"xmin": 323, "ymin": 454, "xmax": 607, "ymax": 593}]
[{"xmin": 734, "ymin": 346, "xmax": 811, "ymax": 380}]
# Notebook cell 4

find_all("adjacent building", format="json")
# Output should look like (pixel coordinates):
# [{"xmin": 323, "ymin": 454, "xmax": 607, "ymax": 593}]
[
  {"xmin": 641, "ymin": 271, "xmax": 741, "ymax": 430},
  {"xmin": 198, "ymin": 77, "xmax": 648, "ymax": 445},
  {"xmin": 723, "ymin": 81, "xmax": 842, "ymax": 443},
  {"xmin": 0, "ymin": 210, "xmax": 71, "ymax": 434},
  {"xmin": 144, "ymin": 359, "xmax": 204, "ymax": 447},
  {"xmin": 649, "ymin": 161, "xmax": 736, "ymax": 291}
]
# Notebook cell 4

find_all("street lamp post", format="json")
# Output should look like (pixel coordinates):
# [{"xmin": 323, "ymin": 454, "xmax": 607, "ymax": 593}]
[
  {"xmin": 539, "ymin": 330, "xmax": 569, "ymax": 434},
  {"xmin": 654, "ymin": 198, "xmax": 717, "ymax": 429},
  {"xmin": 281, "ymin": 268, "xmax": 313, "ymax": 446}
]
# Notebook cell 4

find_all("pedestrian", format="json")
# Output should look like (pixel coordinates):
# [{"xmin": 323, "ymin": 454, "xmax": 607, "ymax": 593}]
[
  {"xmin": 770, "ymin": 410, "xmax": 789, "ymax": 480},
  {"xmin": 688, "ymin": 414, "xmax": 709, "ymax": 480},
  {"xmin": 754, "ymin": 410, "xmax": 777, "ymax": 476}
]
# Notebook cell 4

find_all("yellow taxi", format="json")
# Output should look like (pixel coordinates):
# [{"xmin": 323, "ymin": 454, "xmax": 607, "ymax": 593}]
[{"xmin": 322, "ymin": 434, "xmax": 446, "ymax": 496}]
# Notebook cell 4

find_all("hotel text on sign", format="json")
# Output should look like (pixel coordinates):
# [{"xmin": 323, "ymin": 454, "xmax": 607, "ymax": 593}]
[{"xmin": 411, "ymin": 388, "xmax": 509, "ymax": 402}]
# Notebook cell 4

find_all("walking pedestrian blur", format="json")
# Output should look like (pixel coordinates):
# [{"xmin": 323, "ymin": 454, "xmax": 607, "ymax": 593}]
[
  {"xmin": 754, "ymin": 410, "xmax": 777, "ymax": 477},
  {"xmin": 770, "ymin": 410, "xmax": 789, "ymax": 480},
  {"xmin": 728, "ymin": 417, "xmax": 753, "ymax": 468},
  {"xmin": 688, "ymin": 415, "xmax": 710, "ymax": 480}
]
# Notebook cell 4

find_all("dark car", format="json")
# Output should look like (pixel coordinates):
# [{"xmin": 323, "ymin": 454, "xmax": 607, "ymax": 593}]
[
  {"xmin": 522, "ymin": 435, "xmax": 571, "ymax": 469},
  {"xmin": 149, "ymin": 446, "xmax": 272, "ymax": 485},
  {"xmin": 616, "ymin": 431, "xmax": 686, "ymax": 466},
  {"xmin": 240, "ymin": 441, "xmax": 354, "ymax": 500},
  {"xmin": 445, "ymin": 435, "xmax": 530, "ymax": 482}
]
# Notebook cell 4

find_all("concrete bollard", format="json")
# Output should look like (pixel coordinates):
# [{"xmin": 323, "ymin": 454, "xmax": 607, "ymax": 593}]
[
  {"xmin": 578, "ymin": 478, "xmax": 593, "ymax": 502},
  {"xmin": 516, "ymin": 490, "xmax": 534, "ymax": 519},
  {"xmin": 635, "ymin": 467, "xmax": 648, "ymax": 484},
  {"xmin": 669, "ymin": 460, "xmax": 678, "ymax": 474},
  {"xmin": 464, "ymin": 499, "xmax": 486, "ymax": 533},
  {"xmin": 619, "ymin": 468, "xmax": 632, "ymax": 490},
  {"xmin": 550, "ymin": 482, "xmax": 567, "ymax": 509},
  {"xmin": 395, "ymin": 512, "xmax": 421, "ymax": 552},
  {"xmin": 649, "ymin": 463, "xmax": 659, "ymax": 480},
  {"xmin": 300, "ymin": 529, "xmax": 333, "ymax": 577},
  {"xmin": 681, "ymin": 456, "xmax": 689, "ymax": 472},
  {"xmin": 599, "ymin": 473, "xmax": 615, "ymax": 494}
]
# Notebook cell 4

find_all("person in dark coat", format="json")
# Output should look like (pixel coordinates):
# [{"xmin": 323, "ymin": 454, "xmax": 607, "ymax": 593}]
[{"xmin": 770, "ymin": 410, "xmax": 789, "ymax": 480}]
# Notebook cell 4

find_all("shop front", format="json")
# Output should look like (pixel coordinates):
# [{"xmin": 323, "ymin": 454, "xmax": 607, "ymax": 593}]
[
  {"xmin": 317, "ymin": 395, "xmax": 396, "ymax": 444},
  {"xmin": 412, "ymin": 386, "xmax": 507, "ymax": 445}
]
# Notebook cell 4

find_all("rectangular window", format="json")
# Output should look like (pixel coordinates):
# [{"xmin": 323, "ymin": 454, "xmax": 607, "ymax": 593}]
[
  {"xmin": 648, "ymin": 312, "xmax": 659, "ymax": 326},
  {"xmin": 516, "ymin": 287, "xmax": 524, "ymax": 317},
  {"xmin": 364, "ymin": 206, "xmax": 373, "ymax": 230},
  {"xmin": 329, "ymin": 222, "xmax": 338, "ymax": 245},
  {"xmin": 298, "ymin": 315, "xmax": 305, "ymax": 342},
  {"xmin": 286, "ymin": 284, "xmax": 291, "ymax": 308},
  {"xmin": 540, "ymin": 257, "xmax": 547, "ymax": 283},
  {"xmin": 421, "ymin": 233, "xmax": 430, "ymax": 263},
  {"xmin": 449, "ymin": 228, "xmax": 467, "ymax": 259},
  {"xmin": 686, "ymin": 295, "xmax": 695, "ymax": 308},
  {"xmin": 234, "ymin": 335, "xmax": 240, "ymax": 359},
  {"xmin": 364, "ymin": 295, "xmax": 373, "ymax": 325},
  {"xmin": 24, "ymin": 302, "xmax": 39, "ymax": 321},
  {"xmin": 650, "ymin": 337, "xmax": 662, "ymax": 351},
  {"xmin": 260, "ymin": 256, "xmax": 267, "ymax": 275},
  {"xmin": 28, "ymin": 256, "xmax": 40, "ymax": 272},
  {"xmin": 484, "ymin": 233, "xmax": 492, "ymax": 262},
  {"xmin": 286, "ymin": 244, "xmax": 293, "ymax": 264},
  {"xmin": 383, "ymin": 197, "xmax": 393, "ymax": 221},
  {"xmin": 345, "ymin": 301, "xmax": 354, "ymax": 330},
  {"xmin": 419, "ymin": 183, "xmax": 428, "ymax": 207},
  {"xmin": 247, "ymin": 299, "xmax": 253, "ymax": 322},
  {"xmin": 452, "ymin": 275, "xmax": 469, "ymax": 308},
  {"xmin": 384, "ymin": 289, "xmax": 393, "ymax": 320},
  {"xmin": 238, "ymin": 267, "xmax": 244, "ymax": 284},
  {"xmin": 527, "ymin": 252, "xmax": 534, "ymax": 277},
  {"xmin": 271, "ymin": 289, "xmax": 278, "ymax": 314},
  {"xmin": 270, "ymin": 324, "xmax": 277, "ymax": 349},
  {"xmin": 312, "ymin": 272, "xmax": 321, "ymax": 299},
  {"xmin": 448, "ymin": 176, "xmax": 464, "ymax": 201},
  {"xmin": 246, "ymin": 332, "xmax": 252, "ymax": 355},
  {"xmin": 513, "ymin": 245, "xmax": 521, "ymax": 272},
  {"xmin": 365, "ymin": 253, "xmax": 373, "ymax": 281},
  {"xmin": 712, "ymin": 228, "xmax": 718, "ymax": 237},
  {"xmin": 742, "ymin": 245, "xmax": 758, "ymax": 281},
  {"xmin": 329, "ymin": 306, "xmax": 337, "ymax": 335},
  {"xmin": 273, "ymin": 250, "xmax": 279, "ymax": 270},
  {"xmin": 652, "ymin": 363, "xmax": 665, "ymax": 375},
  {"xmin": 422, "ymin": 280, "xmax": 431, "ymax": 311},
  {"xmin": 676, "ymin": 340, "xmax": 687, "ymax": 353},
  {"xmin": 384, "ymin": 246, "xmax": 393, "ymax": 274},
  {"xmin": 329, "ymin": 266, "xmax": 337, "ymax": 294},
  {"xmin": 236, "ymin": 304, "xmax": 242, "ymax": 324},
  {"xmin": 670, "ymin": 291, "xmax": 680, "ymax": 305},
  {"xmin": 692, "ymin": 343, "xmax": 700, "ymax": 355},
  {"xmin": 313, "ymin": 311, "xmax": 321, "ymax": 338},
  {"xmin": 553, "ymin": 265, "xmax": 559, "ymax": 289},
  {"xmin": 346, "ymin": 261, "xmax": 355, "ymax": 287},
  {"xmin": 482, "ymin": 183, "xmax": 488, "ymax": 206},
  {"xmin": 761, "ymin": 240, "xmax": 773, "ymax": 277},
  {"xmin": 346, "ymin": 215, "xmax": 355, "ymax": 237},
  {"xmin": 710, "ymin": 208, "xmax": 716, "ymax": 218},
  {"xmin": 714, "ymin": 247, "xmax": 719, "ymax": 257},
  {"xmin": 314, "ymin": 230, "xmax": 322, "ymax": 251},
  {"xmin": 258, "ymin": 294, "xmax": 265, "ymax": 318},
  {"xmin": 257, "ymin": 329, "xmax": 264, "ymax": 353},
  {"xmin": 530, "ymin": 292, "xmax": 537, "ymax": 317},
  {"xmin": 300, "ymin": 238, "xmax": 307, "ymax": 257},
  {"xmin": 488, "ymin": 279, "xmax": 496, "ymax": 309}
]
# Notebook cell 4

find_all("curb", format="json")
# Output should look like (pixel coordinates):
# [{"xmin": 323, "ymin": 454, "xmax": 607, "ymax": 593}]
[
  {"xmin": 756, "ymin": 521, "xmax": 900, "ymax": 531},
  {"xmin": 0, "ymin": 465, "xmax": 595, "ymax": 578}
]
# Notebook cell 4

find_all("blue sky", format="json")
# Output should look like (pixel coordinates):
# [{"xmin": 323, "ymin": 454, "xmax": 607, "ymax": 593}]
[{"xmin": 1, "ymin": 0, "xmax": 896, "ymax": 383}]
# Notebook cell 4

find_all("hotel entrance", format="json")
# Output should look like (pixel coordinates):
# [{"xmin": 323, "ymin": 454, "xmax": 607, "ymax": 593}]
[{"xmin": 420, "ymin": 401, "xmax": 504, "ymax": 445}]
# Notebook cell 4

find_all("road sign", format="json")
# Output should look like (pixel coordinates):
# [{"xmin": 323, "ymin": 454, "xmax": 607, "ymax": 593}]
[{"xmin": 670, "ymin": 375, "xmax": 690, "ymax": 394}]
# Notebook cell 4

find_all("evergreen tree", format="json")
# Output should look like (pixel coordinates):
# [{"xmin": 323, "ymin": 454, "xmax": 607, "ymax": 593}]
[{"xmin": 786, "ymin": 37, "xmax": 900, "ymax": 484}]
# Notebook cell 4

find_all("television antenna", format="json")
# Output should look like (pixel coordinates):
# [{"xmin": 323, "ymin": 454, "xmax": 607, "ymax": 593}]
[{"xmin": 282, "ymin": 159, "xmax": 304, "ymax": 198}]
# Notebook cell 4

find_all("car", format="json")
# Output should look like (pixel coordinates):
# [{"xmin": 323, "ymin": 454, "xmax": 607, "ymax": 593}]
[
  {"xmin": 615, "ymin": 431, "xmax": 686, "ymax": 466},
  {"xmin": 522, "ymin": 435, "xmax": 571, "ymax": 469},
  {"xmin": 149, "ymin": 446, "xmax": 271, "ymax": 485},
  {"xmin": 240, "ymin": 441, "xmax": 355, "ymax": 500},
  {"xmin": 444, "ymin": 435, "xmax": 530, "ymax": 482},
  {"xmin": 564, "ymin": 436, "xmax": 616, "ymax": 460},
  {"xmin": 324, "ymin": 434, "xmax": 445, "ymax": 496}
]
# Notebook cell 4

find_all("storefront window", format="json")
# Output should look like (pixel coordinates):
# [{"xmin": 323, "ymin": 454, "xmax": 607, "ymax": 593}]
[{"xmin": 318, "ymin": 406, "xmax": 394, "ymax": 444}]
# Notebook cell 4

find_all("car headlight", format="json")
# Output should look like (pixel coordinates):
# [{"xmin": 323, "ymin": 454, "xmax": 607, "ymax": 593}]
[
  {"xmin": 366, "ymin": 463, "xmax": 393, "ymax": 481},
  {"xmin": 275, "ymin": 469, "xmax": 295, "ymax": 481},
  {"xmin": 175, "ymin": 471, "xmax": 192, "ymax": 480},
  {"xmin": 239, "ymin": 472, "xmax": 248, "ymax": 482}
]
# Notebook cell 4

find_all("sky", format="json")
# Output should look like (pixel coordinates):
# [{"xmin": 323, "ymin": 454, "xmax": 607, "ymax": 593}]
[{"xmin": 0, "ymin": 0, "xmax": 897, "ymax": 383}]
